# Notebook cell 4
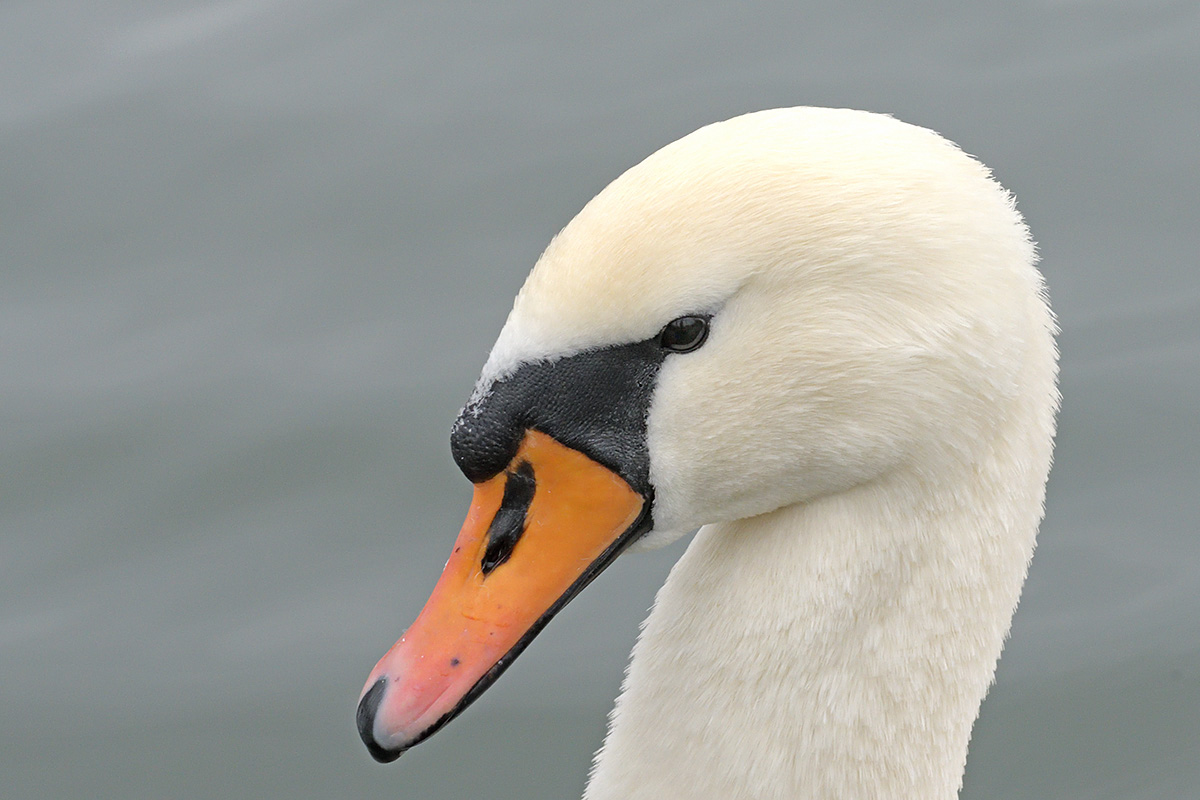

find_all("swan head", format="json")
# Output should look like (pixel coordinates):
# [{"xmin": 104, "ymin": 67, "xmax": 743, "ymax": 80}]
[{"xmin": 357, "ymin": 107, "xmax": 1055, "ymax": 762}]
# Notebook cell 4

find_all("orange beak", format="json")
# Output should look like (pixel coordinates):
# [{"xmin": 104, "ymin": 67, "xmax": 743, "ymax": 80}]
[{"xmin": 357, "ymin": 429, "xmax": 648, "ymax": 761}]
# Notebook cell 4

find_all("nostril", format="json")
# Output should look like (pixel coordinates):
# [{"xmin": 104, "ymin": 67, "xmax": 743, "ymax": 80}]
[{"xmin": 356, "ymin": 678, "xmax": 401, "ymax": 763}]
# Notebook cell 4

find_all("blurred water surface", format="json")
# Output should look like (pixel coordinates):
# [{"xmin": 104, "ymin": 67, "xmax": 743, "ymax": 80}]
[{"xmin": 3, "ymin": 2, "xmax": 1198, "ymax": 798}]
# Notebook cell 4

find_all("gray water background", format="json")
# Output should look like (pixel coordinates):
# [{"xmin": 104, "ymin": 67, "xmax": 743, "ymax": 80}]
[{"xmin": 4, "ymin": 2, "xmax": 1199, "ymax": 797}]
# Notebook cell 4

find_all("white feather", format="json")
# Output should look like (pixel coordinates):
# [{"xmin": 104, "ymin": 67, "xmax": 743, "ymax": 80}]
[{"xmin": 484, "ymin": 107, "xmax": 1058, "ymax": 799}]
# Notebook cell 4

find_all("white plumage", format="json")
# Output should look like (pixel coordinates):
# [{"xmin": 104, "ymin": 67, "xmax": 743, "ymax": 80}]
[{"xmin": 478, "ymin": 108, "xmax": 1059, "ymax": 799}]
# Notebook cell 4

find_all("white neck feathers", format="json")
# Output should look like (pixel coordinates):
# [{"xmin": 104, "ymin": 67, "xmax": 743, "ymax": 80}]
[{"xmin": 585, "ymin": 375, "xmax": 1055, "ymax": 800}]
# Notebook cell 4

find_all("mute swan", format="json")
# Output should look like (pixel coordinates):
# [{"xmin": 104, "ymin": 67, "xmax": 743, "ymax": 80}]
[{"xmin": 357, "ymin": 107, "xmax": 1059, "ymax": 799}]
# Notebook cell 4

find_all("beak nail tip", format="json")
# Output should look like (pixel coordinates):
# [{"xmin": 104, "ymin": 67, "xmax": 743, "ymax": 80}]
[{"xmin": 357, "ymin": 678, "xmax": 403, "ymax": 763}]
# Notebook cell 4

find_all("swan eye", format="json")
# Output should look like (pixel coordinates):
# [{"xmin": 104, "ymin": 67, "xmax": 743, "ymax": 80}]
[{"xmin": 658, "ymin": 315, "xmax": 709, "ymax": 353}]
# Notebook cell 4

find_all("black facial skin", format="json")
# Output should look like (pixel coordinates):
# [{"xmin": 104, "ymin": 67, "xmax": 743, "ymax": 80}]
[
  {"xmin": 450, "ymin": 338, "xmax": 671, "ymax": 496},
  {"xmin": 452, "ymin": 314, "xmax": 714, "ymax": 491}
]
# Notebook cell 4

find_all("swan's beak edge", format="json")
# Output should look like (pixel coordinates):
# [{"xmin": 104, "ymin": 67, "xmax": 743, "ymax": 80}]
[{"xmin": 357, "ymin": 429, "xmax": 648, "ymax": 762}]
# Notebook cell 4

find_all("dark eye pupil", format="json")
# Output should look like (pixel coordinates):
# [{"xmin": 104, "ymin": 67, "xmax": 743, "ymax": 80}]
[{"xmin": 659, "ymin": 316, "xmax": 709, "ymax": 352}]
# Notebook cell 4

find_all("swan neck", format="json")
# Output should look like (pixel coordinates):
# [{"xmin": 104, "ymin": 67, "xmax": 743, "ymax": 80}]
[{"xmin": 585, "ymin": 465, "xmax": 1042, "ymax": 799}]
